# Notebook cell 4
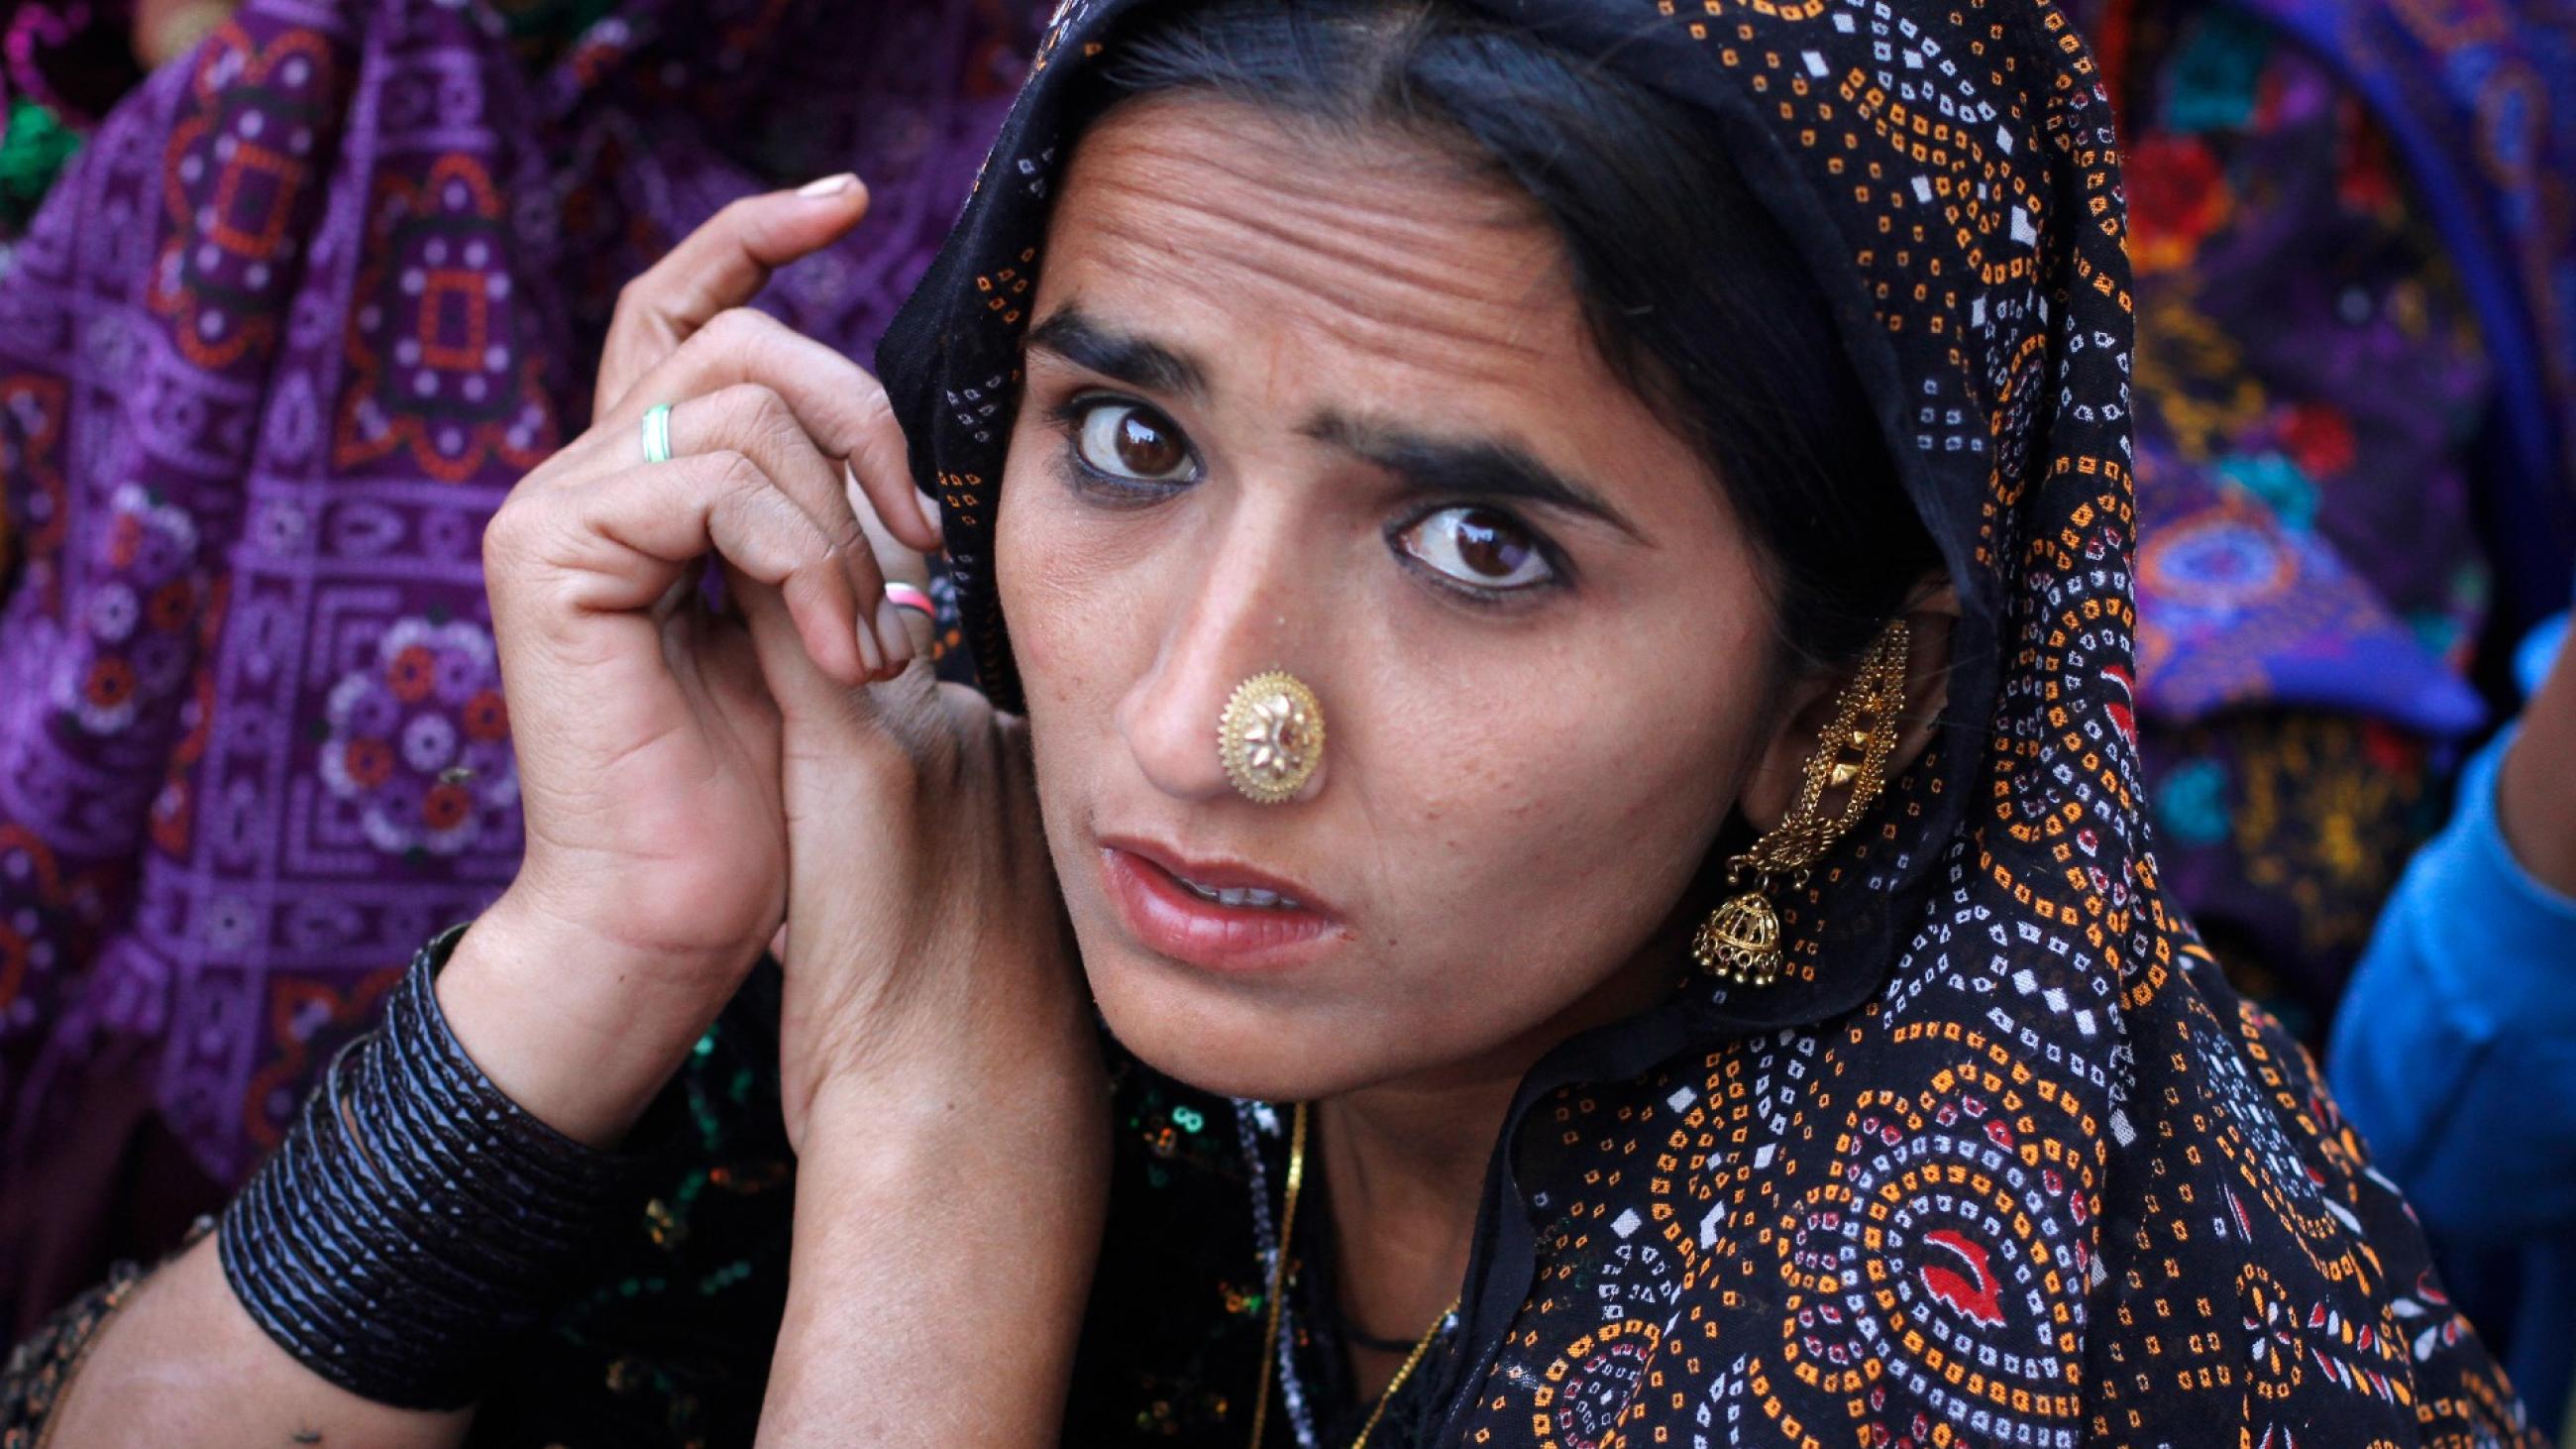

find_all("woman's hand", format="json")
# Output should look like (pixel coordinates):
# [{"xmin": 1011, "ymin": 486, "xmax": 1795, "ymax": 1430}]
[
  {"xmin": 741, "ymin": 513, "xmax": 1109, "ymax": 1445},
  {"xmin": 730, "ymin": 458, "xmax": 1096, "ymax": 1156},
  {"xmin": 615, "ymin": 199, "xmax": 1104, "ymax": 1449},
  {"xmin": 441, "ymin": 174, "xmax": 948, "ymax": 1145},
  {"xmin": 47, "ymin": 179, "xmax": 1094, "ymax": 1449}
]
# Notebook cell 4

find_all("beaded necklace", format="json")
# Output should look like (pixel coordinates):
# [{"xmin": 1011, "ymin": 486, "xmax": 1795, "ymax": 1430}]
[{"xmin": 1246, "ymin": 1102, "xmax": 1460, "ymax": 1449}]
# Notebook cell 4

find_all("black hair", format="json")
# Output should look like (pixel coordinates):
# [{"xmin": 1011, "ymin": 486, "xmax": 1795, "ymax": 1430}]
[{"xmin": 1087, "ymin": 0, "xmax": 1941, "ymax": 672}]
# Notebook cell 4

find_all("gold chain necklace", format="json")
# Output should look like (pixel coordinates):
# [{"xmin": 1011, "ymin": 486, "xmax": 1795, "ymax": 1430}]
[{"xmin": 1247, "ymin": 1102, "xmax": 1461, "ymax": 1449}]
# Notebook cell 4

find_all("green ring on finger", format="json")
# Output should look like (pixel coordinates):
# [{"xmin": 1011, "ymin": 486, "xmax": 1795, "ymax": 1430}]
[{"xmin": 640, "ymin": 401, "xmax": 676, "ymax": 465}]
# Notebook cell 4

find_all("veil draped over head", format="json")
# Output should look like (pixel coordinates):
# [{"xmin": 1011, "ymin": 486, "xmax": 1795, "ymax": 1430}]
[{"xmin": 881, "ymin": 0, "xmax": 2539, "ymax": 1442}]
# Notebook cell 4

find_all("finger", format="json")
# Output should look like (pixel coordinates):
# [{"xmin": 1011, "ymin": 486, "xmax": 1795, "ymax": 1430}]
[
  {"xmin": 732, "ymin": 543, "xmax": 942, "ymax": 757},
  {"xmin": 731, "ymin": 569, "xmax": 889, "ymax": 741},
  {"xmin": 846, "ymin": 465, "xmax": 931, "ymax": 589},
  {"xmin": 846, "ymin": 466, "xmax": 938, "ymax": 662},
  {"xmin": 535, "ymin": 451, "xmax": 875, "ymax": 686},
  {"xmin": 595, "ymin": 175, "xmax": 870, "ymax": 413},
  {"xmin": 610, "ymin": 307, "xmax": 945, "ymax": 556},
  {"xmin": 732, "ymin": 569, "xmax": 947, "ymax": 774},
  {"xmin": 654, "ymin": 381, "xmax": 911, "ymax": 678}
]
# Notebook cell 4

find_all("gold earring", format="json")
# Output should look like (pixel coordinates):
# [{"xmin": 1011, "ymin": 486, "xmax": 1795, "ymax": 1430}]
[
  {"xmin": 1221, "ymin": 670, "xmax": 1325, "ymax": 805},
  {"xmin": 1693, "ymin": 619, "xmax": 1913, "ymax": 987}
]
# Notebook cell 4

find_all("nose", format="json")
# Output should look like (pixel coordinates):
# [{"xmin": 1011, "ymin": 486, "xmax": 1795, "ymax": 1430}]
[{"xmin": 1117, "ymin": 507, "xmax": 1329, "ymax": 806}]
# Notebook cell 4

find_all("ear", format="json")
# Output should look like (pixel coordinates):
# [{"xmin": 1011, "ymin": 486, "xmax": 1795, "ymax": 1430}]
[{"xmin": 1736, "ymin": 579, "xmax": 1962, "ymax": 836}]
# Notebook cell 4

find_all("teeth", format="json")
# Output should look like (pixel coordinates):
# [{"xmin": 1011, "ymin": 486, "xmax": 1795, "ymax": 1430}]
[{"xmin": 1175, "ymin": 875, "xmax": 1300, "ymax": 911}]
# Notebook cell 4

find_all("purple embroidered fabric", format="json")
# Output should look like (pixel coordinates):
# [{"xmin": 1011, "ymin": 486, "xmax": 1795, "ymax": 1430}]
[{"xmin": 0, "ymin": 0, "xmax": 1029, "ymax": 1327}]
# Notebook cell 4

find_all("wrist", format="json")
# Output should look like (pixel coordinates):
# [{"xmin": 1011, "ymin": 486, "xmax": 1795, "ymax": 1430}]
[
  {"xmin": 782, "ymin": 974, "xmax": 1106, "ymax": 1158},
  {"xmin": 787, "ymin": 1007, "xmax": 1108, "ymax": 1158},
  {"xmin": 219, "ymin": 941, "xmax": 646, "ymax": 1410},
  {"xmin": 437, "ymin": 894, "xmax": 756, "ymax": 1146}
]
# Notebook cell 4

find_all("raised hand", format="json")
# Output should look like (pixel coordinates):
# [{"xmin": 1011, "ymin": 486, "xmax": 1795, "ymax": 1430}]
[{"xmin": 439, "ymin": 175, "xmax": 945, "ymax": 1145}]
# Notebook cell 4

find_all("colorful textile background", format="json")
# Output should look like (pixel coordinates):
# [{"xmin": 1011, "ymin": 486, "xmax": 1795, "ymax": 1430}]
[
  {"xmin": 0, "ymin": 0, "xmax": 2565, "ymax": 1438},
  {"xmin": 2097, "ymin": 0, "xmax": 2576, "ymax": 1031},
  {"xmin": 2256, "ymin": 0, "xmax": 2576, "ymax": 633},
  {"xmin": 0, "ymin": 0, "xmax": 1024, "ymax": 1330},
  {"xmin": 0, "ymin": 0, "xmax": 144, "ymax": 240}
]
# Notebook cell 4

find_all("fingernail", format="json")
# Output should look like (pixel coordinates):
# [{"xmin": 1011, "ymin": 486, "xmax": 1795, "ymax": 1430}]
[
  {"xmin": 913, "ymin": 489, "xmax": 943, "ymax": 541},
  {"xmin": 797, "ymin": 172, "xmax": 859, "ymax": 198},
  {"xmin": 876, "ymin": 597, "xmax": 914, "ymax": 674},
  {"xmin": 854, "ymin": 613, "xmax": 883, "ymax": 676}
]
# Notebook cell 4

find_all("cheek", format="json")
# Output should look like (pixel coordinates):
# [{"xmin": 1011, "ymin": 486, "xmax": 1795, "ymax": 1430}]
[
  {"xmin": 1351, "ymin": 603, "xmax": 1773, "ymax": 968},
  {"xmin": 995, "ymin": 439, "xmax": 1185, "ymax": 820},
  {"xmin": 996, "ymin": 450, "xmax": 1112, "ymax": 756}
]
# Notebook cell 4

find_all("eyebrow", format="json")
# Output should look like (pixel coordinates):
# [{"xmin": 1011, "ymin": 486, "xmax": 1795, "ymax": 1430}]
[
  {"xmin": 1302, "ymin": 411, "xmax": 1647, "ymax": 541},
  {"xmin": 1023, "ymin": 306, "xmax": 1208, "ymax": 399}
]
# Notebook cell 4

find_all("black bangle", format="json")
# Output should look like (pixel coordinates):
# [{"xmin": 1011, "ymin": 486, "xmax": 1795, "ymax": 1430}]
[{"xmin": 217, "ymin": 923, "xmax": 646, "ymax": 1410}]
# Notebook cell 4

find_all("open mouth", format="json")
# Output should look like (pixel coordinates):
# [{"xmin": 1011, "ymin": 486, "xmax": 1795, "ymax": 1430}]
[
  {"xmin": 1094, "ymin": 836, "xmax": 1345, "ymax": 972},
  {"xmin": 1164, "ymin": 872, "xmax": 1304, "ymax": 912}
]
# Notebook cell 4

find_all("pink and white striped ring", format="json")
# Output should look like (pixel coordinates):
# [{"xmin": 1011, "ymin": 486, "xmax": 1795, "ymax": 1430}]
[{"xmin": 883, "ymin": 583, "xmax": 936, "ymax": 620}]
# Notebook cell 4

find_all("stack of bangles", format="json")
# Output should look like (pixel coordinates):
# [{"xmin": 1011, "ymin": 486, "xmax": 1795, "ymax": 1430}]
[
  {"xmin": 216, "ymin": 925, "xmax": 645, "ymax": 1409},
  {"xmin": 641, "ymin": 400, "xmax": 946, "ymax": 634}
]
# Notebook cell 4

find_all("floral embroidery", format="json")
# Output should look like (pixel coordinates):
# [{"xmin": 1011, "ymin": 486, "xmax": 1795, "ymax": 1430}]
[
  {"xmin": 48, "ymin": 486, "xmax": 202, "ymax": 737},
  {"xmin": 318, "ymin": 617, "xmax": 517, "ymax": 859}
]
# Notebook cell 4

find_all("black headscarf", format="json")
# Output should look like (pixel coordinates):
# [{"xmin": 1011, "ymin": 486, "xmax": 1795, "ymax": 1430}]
[{"xmin": 879, "ymin": 1, "xmax": 2542, "ymax": 1442}]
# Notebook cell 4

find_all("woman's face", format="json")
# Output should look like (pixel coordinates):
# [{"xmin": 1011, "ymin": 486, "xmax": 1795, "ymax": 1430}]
[{"xmin": 995, "ymin": 94, "xmax": 1791, "ymax": 1100}]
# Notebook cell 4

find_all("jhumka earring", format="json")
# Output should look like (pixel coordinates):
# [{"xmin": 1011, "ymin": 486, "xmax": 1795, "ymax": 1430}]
[
  {"xmin": 1692, "ymin": 618, "xmax": 1913, "ymax": 987},
  {"xmin": 1220, "ymin": 670, "xmax": 1325, "ymax": 805}
]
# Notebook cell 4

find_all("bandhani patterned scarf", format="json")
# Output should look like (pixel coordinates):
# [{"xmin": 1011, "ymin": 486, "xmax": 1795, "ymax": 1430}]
[
  {"xmin": 0, "ymin": 0, "xmax": 1028, "ymax": 1327},
  {"xmin": 881, "ymin": 0, "xmax": 2542, "ymax": 1442}
]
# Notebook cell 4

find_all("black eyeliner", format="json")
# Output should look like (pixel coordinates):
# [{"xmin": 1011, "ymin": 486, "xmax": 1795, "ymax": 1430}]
[
  {"xmin": 1383, "ymin": 502, "xmax": 1576, "ymax": 608},
  {"xmin": 1045, "ymin": 392, "xmax": 1199, "ymax": 505}
]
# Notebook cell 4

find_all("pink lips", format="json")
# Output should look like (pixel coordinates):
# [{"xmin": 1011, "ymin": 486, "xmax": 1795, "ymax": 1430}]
[{"xmin": 1097, "ymin": 836, "xmax": 1347, "ymax": 973}]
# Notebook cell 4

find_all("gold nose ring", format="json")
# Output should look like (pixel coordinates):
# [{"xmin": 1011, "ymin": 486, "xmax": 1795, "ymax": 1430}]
[{"xmin": 1220, "ymin": 671, "xmax": 1324, "ymax": 805}]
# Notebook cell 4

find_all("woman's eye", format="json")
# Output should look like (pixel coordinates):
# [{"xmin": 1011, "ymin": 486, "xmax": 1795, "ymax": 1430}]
[
  {"xmin": 1394, "ymin": 506, "xmax": 1556, "ymax": 593},
  {"xmin": 1073, "ymin": 399, "xmax": 1198, "ymax": 484}
]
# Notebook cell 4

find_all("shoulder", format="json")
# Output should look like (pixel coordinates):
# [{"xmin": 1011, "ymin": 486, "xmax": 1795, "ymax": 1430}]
[{"xmin": 1456, "ymin": 948, "xmax": 2544, "ymax": 1446}]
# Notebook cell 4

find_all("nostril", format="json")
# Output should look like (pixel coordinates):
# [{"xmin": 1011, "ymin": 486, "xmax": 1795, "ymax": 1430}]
[{"xmin": 1117, "ymin": 663, "xmax": 1241, "ymax": 804}]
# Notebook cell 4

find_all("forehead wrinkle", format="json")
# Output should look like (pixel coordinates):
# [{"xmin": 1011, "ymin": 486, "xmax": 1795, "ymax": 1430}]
[
  {"xmin": 1074, "ymin": 209, "xmax": 1556, "ymax": 391},
  {"xmin": 1140, "ymin": 135, "xmax": 1543, "ymax": 313},
  {"xmin": 1061, "ymin": 103, "xmax": 1569, "ymax": 357},
  {"xmin": 1072, "ymin": 167, "xmax": 1567, "ymax": 375}
]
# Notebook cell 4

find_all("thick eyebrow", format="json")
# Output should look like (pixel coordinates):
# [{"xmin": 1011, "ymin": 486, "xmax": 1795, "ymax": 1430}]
[
  {"xmin": 1303, "ymin": 411, "xmax": 1648, "ymax": 541},
  {"xmin": 1023, "ymin": 306, "xmax": 1207, "ymax": 400}
]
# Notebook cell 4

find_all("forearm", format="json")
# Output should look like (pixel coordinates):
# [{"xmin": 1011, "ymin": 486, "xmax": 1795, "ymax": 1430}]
[
  {"xmin": 2496, "ymin": 622, "xmax": 2576, "ymax": 897},
  {"xmin": 35, "ymin": 913, "xmax": 719, "ymax": 1442},
  {"xmin": 759, "ymin": 1059, "xmax": 1108, "ymax": 1445},
  {"xmin": 42, "ymin": 1238, "xmax": 469, "ymax": 1446}
]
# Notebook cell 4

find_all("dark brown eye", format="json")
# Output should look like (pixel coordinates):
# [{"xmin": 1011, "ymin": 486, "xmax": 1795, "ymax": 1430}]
[
  {"xmin": 1075, "ymin": 399, "xmax": 1197, "ymax": 483},
  {"xmin": 1395, "ymin": 505, "xmax": 1553, "ymax": 591}
]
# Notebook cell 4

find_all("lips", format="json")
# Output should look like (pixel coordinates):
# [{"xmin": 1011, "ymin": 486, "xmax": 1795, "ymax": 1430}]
[{"xmin": 1096, "ymin": 836, "xmax": 1346, "ymax": 973}]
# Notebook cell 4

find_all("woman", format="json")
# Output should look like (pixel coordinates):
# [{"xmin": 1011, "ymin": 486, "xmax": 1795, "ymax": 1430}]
[{"xmin": 3, "ymin": 0, "xmax": 2542, "ymax": 1444}]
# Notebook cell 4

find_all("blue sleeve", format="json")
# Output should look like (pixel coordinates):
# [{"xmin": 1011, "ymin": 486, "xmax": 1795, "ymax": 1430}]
[{"xmin": 2327, "ymin": 724, "xmax": 2576, "ymax": 1243}]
